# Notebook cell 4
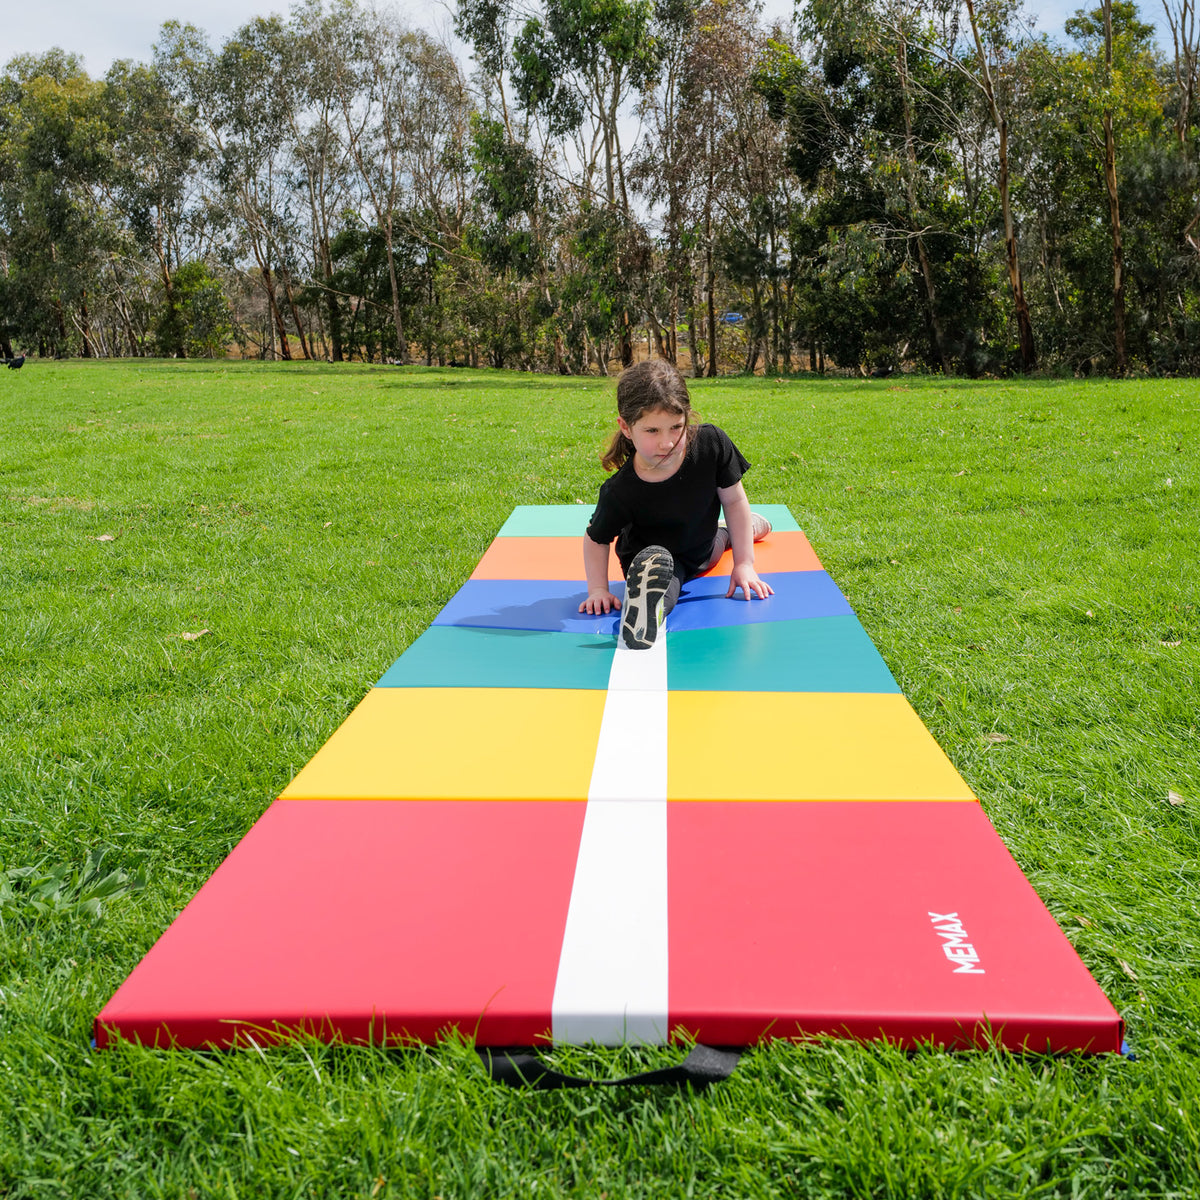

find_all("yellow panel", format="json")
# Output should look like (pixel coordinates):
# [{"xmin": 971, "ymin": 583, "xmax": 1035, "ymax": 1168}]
[
  {"xmin": 667, "ymin": 692, "xmax": 976, "ymax": 802},
  {"xmin": 282, "ymin": 687, "xmax": 606, "ymax": 801}
]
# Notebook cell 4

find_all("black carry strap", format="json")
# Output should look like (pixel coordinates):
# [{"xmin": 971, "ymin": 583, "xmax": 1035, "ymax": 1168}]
[{"xmin": 481, "ymin": 1043, "xmax": 742, "ymax": 1090}]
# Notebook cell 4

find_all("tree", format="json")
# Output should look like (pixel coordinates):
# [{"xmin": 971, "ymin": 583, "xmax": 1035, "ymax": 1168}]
[
  {"xmin": 156, "ymin": 18, "xmax": 307, "ymax": 361},
  {"xmin": 959, "ymin": 0, "xmax": 1038, "ymax": 369},
  {"xmin": 105, "ymin": 58, "xmax": 209, "ymax": 356},
  {"xmin": 334, "ymin": 8, "xmax": 425, "ymax": 363},
  {"xmin": 287, "ymin": 0, "xmax": 357, "ymax": 361},
  {"xmin": 766, "ymin": 4, "xmax": 990, "ymax": 372},
  {"xmin": 168, "ymin": 259, "xmax": 234, "ymax": 355},
  {"xmin": 507, "ymin": 0, "xmax": 663, "ymax": 366},
  {"xmin": 1056, "ymin": 0, "xmax": 1161, "ymax": 371},
  {"xmin": 0, "ymin": 50, "xmax": 116, "ymax": 357}
]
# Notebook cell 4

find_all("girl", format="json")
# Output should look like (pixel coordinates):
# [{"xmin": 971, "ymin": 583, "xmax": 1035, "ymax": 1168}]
[{"xmin": 579, "ymin": 358, "xmax": 773, "ymax": 649}]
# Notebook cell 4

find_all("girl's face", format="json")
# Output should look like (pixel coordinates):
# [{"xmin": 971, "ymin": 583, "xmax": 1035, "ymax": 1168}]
[{"xmin": 619, "ymin": 406, "xmax": 688, "ymax": 472}]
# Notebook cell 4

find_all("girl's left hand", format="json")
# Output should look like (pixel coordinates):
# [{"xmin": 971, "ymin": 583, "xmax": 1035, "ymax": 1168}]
[{"xmin": 727, "ymin": 564, "xmax": 774, "ymax": 601}]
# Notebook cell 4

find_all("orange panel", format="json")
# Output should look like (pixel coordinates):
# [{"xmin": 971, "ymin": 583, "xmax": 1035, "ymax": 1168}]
[
  {"xmin": 701, "ymin": 530, "xmax": 824, "ymax": 577},
  {"xmin": 471, "ymin": 530, "xmax": 822, "ymax": 581},
  {"xmin": 471, "ymin": 536, "xmax": 609, "ymax": 581}
]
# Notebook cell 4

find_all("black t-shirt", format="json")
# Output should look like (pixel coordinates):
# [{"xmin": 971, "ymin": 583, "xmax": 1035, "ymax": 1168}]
[{"xmin": 585, "ymin": 423, "xmax": 751, "ymax": 578}]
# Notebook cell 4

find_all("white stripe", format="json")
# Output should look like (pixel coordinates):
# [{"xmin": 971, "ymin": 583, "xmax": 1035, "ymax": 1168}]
[{"xmin": 551, "ymin": 638, "xmax": 670, "ymax": 1044}]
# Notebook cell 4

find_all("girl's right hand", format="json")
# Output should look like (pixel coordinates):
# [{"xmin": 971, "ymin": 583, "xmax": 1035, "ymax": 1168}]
[{"xmin": 579, "ymin": 588, "xmax": 622, "ymax": 614}]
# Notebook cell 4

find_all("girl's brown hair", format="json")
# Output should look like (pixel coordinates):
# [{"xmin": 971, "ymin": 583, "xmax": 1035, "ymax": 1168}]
[{"xmin": 600, "ymin": 358, "xmax": 696, "ymax": 471}]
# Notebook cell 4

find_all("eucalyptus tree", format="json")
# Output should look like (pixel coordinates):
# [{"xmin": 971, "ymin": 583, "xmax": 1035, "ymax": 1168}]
[
  {"xmin": 1161, "ymin": 0, "xmax": 1200, "ymax": 260},
  {"xmin": 0, "ymin": 50, "xmax": 116, "ymax": 357},
  {"xmin": 628, "ymin": 0, "xmax": 700, "ymax": 367},
  {"xmin": 950, "ymin": 0, "xmax": 1039, "ymax": 368},
  {"xmin": 629, "ymin": 0, "xmax": 768, "ymax": 376},
  {"xmin": 765, "ymin": 2, "xmax": 981, "ymax": 371},
  {"xmin": 104, "ymin": 58, "xmax": 210, "ymax": 356},
  {"xmin": 287, "ymin": 0, "xmax": 357, "ymax": 361},
  {"xmin": 1031, "ymin": 1, "xmax": 1162, "ymax": 371},
  {"xmin": 693, "ymin": 1, "xmax": 800, "ymax": 374},
  {"xmin": 792, "ymin": 0, "xmax": 965, "ymax": 371},
  {"xmin": 333, "ymin": 7, "xmax": 424, "ymax": 363},
  {"xmin": 459, "ymin": 0, "xmax": 667, "ymax": 367},
  {"xmin": 156, "ymin": 17, "xmax": 307, "ymax": 360},
  {"xmin": 466, "ymin": 112, "xmax": 558, "ymax": 368},
  {"xmin": 1162, "ymin": 0, "xmax": 1198, "ymax": 146},
  {"xmin": 455, "ymin": 0, "xmax": 567, "ymax": 369}
]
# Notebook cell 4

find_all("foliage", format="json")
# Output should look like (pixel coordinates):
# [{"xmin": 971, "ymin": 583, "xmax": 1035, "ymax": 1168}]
[
  {"xmin": 1, "ymin": 0, "xmax": 1199, "ymax": 374},
  {"xmin": 0, "ymin": 848, "xmax": 145, "ymax": 926}
]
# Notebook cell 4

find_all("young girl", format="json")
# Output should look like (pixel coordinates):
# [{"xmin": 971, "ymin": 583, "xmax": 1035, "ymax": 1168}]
[{"xmin": 579, "ymin": 358, "xmax": 774, "ymax": 649}]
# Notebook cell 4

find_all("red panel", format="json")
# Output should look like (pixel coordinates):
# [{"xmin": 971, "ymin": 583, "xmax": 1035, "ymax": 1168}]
[
  {"xmin": 96, "ymin": 800, "xmax": 586, "ymax": 1049},
  {"xmin": 667, "ymin": 802, "xmax": 1122, "ymax": 1053}
]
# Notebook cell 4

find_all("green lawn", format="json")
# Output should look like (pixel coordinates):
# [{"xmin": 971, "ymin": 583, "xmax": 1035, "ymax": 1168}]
[{"xmin": 2, "ymin": 359, "xmax": 1198, "ymax": 1198}]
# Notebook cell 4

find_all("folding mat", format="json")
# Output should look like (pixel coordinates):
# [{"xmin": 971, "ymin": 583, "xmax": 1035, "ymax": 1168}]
[{"xmin": 95, "ymin": 505, "xmax": 1123, "ymax": 1054}]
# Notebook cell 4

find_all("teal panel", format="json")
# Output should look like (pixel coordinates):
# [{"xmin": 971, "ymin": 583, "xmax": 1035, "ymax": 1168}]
[
  {"xmin": 667, "ymin": 616, "xmax": 900, "ymax": 693},
  {"xmin": 497, "ymin": 505, "xmax": 594, "ymax": 536},
  {"xmin": 496, "ymin": 502, "xmax": 801, "ymax": 536},
  {"xmin": 751, "ymin": 503, "xmax": 802, "ymax": 533},
  {"xmin": 376, "ymin": 624, "xmax": 616, "ymax": 690}
]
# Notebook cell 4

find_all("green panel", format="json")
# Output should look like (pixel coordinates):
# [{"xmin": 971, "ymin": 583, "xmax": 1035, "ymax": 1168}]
[
  {"xmin": 496, "ymin": 502, "xmax": 801, "ymax": 537},
  {"xmin": 376, "ymin": 624, "xmax": 616, "ymax": 690},
  {"xmin": 496, "ymin": 505, "xmax": 595, "ymax": 536},
  {"xmin": 750, "ymin": 503, "xmax": 802, "ymax": 533},
  {"xmin": 667, "ymin": 616, "xmax": 899, "ymax": 693}
]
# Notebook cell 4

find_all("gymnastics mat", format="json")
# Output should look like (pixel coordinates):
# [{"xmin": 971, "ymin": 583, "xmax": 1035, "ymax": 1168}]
[{"xmin": 96, "ymin": 505, "xmax": 1122, "ymax": 1054}]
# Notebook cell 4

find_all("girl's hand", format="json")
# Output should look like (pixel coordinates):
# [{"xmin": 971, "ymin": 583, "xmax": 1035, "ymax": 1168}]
[
  {"xmin": 727, "ymin": 564, "xmax": 774, "ymax": 601},
  {"xmin": 580, "ymin": 588, "xmax": 622, "ymax": 614}
]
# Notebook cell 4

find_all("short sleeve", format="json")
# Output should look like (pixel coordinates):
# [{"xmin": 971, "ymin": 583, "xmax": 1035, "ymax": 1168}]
[
  {"xmin": 585, "ymin": 476, "xmax": 625, "ymax": 544},
  {"xmin": 709, "ymin": 425, "xmax": 751, "ymax": 488}
]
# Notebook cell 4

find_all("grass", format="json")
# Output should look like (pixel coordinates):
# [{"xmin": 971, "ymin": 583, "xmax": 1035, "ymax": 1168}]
[{"xmin": 1, "ymin": 359, "xmax": 1198, "ymax": 1198}]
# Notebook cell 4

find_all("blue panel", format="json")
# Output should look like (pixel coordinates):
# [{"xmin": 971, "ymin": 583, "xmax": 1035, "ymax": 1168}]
[
  {"xmin": 667, "ymin": 617, "xmax": 899, "ymax": 693},
  {"xmin": 667, "ymin": 571, "xmax": 852, "ymax": 631},
  {"xmin": 433, "ymin": 578, "xmax": 623, "ymax": 635},
  {"xmin": 377, "ymin": 625, "xmax": 616, "ymax": 690},
  {"xmin": 432, "ymin": 571, "xmax": 851, "ymax": 634}
]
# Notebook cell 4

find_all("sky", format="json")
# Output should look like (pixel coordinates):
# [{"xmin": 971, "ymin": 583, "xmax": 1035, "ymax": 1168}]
[{"xmin": 4, "ymin": 0, "xmax": 1177, "ymax": 79}]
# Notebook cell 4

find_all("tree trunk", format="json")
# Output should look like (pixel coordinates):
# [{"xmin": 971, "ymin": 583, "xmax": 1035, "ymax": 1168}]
[
  {"xmin": 384, "ymin": 216, "xmax": 409, "ymax": 364},
  {"xmin": 705, "ymin": 255, "xmax": 718, "ymax": 378},
  {"xmin": 259, "ymin": 264, "xmax": 291, "ymax": 361},
  {"xmin": 964, "ymin": 0, "xmax": 1036, "ymax": 370},
  {"xmin": 781, "ymin": 275, "xmax": 793, "ymax": 373},
  {"xmin": 1103, "ymin": 107, "xmax": 1127, "ymax": 373},
  {"xmin": 896, "ymin": 35, "xmax": 949, "ymax": 372},
  {"xmin": 79, "ymin": 292, "xmax": 93, "ymax": 358},
  {"xmin": 751, "ymin": 278, "xmax": 768, "ymax": 375},
  {"xmin": 647, "ymin": 311, "xmax": 669, "ymax": 361},
  {"xmin": 281, "ymin": 267, "xmax": 312, "ymax": 360},
  {"xmin": 688, "ymin": 293, "xmax": 703, "ymax": 378},
  {"xmin": 999, "ymin": 118, "xmax": 1038, "ymax": 370},
  {"xmin": 1103, "ymin": 0, "xmax": 1127, "ymax": 374},
  {"xmin": 111, "ymin": 261, "xmax": 140, "ymax": 357},
  {"xmin": 319, "ymin": 235, "xmax": 343, "ymax": 362}
]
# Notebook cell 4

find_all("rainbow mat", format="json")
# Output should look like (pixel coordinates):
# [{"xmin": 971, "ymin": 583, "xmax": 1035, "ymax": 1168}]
[{"xmin": 96, "ymin": 506, "xmax": 1122, "ymax": 1053}]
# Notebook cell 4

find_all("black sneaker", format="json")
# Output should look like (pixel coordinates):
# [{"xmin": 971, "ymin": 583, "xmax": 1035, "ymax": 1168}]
[{"xmin": 621, "ymin": 545, "xmax": 674, "ymax": 649}]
